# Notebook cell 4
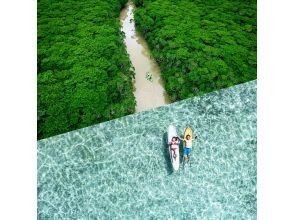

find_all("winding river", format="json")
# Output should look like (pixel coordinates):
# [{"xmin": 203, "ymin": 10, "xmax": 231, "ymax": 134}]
[{"xmin": 120, "ymin": 2, "xmax": 170, "ymax": 112}]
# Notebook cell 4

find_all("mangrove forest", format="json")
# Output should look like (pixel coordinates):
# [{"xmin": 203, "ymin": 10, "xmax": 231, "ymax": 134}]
[
  {"xmin": 134, "ymin": 0, "xmax": 257, "ymax": 101},
  {"xmin": 38, "ymin": 0, "xmax": 256, "ymax": 139},
  {"xmin": 38, "ymin": 0, "xmax": 135, "ymax": 139}
]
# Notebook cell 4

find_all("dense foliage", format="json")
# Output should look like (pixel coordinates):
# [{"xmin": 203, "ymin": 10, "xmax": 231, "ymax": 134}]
[
  {"xmin": 134, "ymin": 0, "xmax": 257, "ymax": 101},
  {"xmin": 38, "ymin": 0, "xmax": 135, "ymax": 139}
]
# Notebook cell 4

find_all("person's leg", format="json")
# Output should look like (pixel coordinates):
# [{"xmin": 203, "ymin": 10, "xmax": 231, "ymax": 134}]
[
  {"xmin": 183, "ymin": 148, "xmax": 188, "ymax": 160},
  {"xmin": 187, "ymin": 148, "xmax": 192, "ymax": 160},
  {"xmin": 171, "ymin": 147, "xmax": 175, "ymax": 157},
  {"xmin": 172, "ymin": 148, "xmax": 177, "ymax": 158}
]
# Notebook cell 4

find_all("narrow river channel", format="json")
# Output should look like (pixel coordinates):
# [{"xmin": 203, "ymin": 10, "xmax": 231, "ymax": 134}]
[{"xmin": 120, "ymin": 2, "xmax": 170, "ymax": 112}]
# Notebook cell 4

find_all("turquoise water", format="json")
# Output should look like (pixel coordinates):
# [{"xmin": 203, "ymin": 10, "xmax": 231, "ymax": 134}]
[{"xmin": 38, "ymin": 81, "xmax": 257, "ymax": 219}]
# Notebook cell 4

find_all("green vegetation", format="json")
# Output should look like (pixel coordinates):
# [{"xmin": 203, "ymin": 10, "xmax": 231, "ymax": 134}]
[
  {"xmin": 38, "ymin": 0, "xmax": 135, "ymax": 139},
  {"xmin": 134, "ymin": 0, "xmax": 257, "ymax": 101}
]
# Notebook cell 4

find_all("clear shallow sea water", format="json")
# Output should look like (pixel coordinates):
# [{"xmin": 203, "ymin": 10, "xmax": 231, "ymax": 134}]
[{"xmin": 38, "ymin": 81, "xmax": 257, "ymax": 219}]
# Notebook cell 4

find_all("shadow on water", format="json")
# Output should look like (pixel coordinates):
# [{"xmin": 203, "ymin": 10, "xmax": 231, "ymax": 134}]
[
  {"xmin": 162, "ymin": 132, "xmax": 173, "ymax": 175},
  {"xmin": 162, "ymin": 132, "xmax": 196, "ymax": 174},
  {"xmin": 179, "ymin": 135, "xmax": 185, "ymax": 164}
]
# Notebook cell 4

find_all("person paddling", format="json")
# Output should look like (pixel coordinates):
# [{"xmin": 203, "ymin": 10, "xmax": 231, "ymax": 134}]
[{"xmin": 146, "ymin": 72, "xmax": 152, "ymax": 82}]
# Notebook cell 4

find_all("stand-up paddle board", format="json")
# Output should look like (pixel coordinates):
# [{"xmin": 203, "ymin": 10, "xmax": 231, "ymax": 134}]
[
  {"xmin": 184, "ymin": 127, "xmax": 193, "ymax": 140},
  {"xmin": 167, "ymin": 125, "xmax": 180, "ymax": 171}
]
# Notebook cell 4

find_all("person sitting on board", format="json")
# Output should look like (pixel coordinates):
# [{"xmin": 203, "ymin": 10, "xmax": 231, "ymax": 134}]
[
  {"xmin": 169, "ymin": 137, "xmax": 180, "ymax": 158},
  {"xmin": 180, "ymin": 134, "xmax": 195, "ymax": 161}
]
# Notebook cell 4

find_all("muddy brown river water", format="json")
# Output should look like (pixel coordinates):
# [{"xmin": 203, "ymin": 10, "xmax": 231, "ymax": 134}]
[{"xmin": 120, "ymin": 2, "xmax": 170, "ymax": 112}]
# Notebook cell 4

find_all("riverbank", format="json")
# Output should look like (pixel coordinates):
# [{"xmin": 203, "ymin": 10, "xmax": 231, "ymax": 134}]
[{"xmin": 120, "ymin": 2, "xmax": 170, "ymax": 112}]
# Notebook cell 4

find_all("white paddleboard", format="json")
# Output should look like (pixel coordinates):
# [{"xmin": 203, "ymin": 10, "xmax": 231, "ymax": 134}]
[{"xmin": 167, "ymin": 125, "xmax": 180, "ymax": 171}]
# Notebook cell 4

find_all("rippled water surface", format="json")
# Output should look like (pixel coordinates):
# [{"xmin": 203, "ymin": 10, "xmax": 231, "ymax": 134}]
[{"xmin": 38, "ymin": 81, "xmax": 257, "ymax": 219}]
